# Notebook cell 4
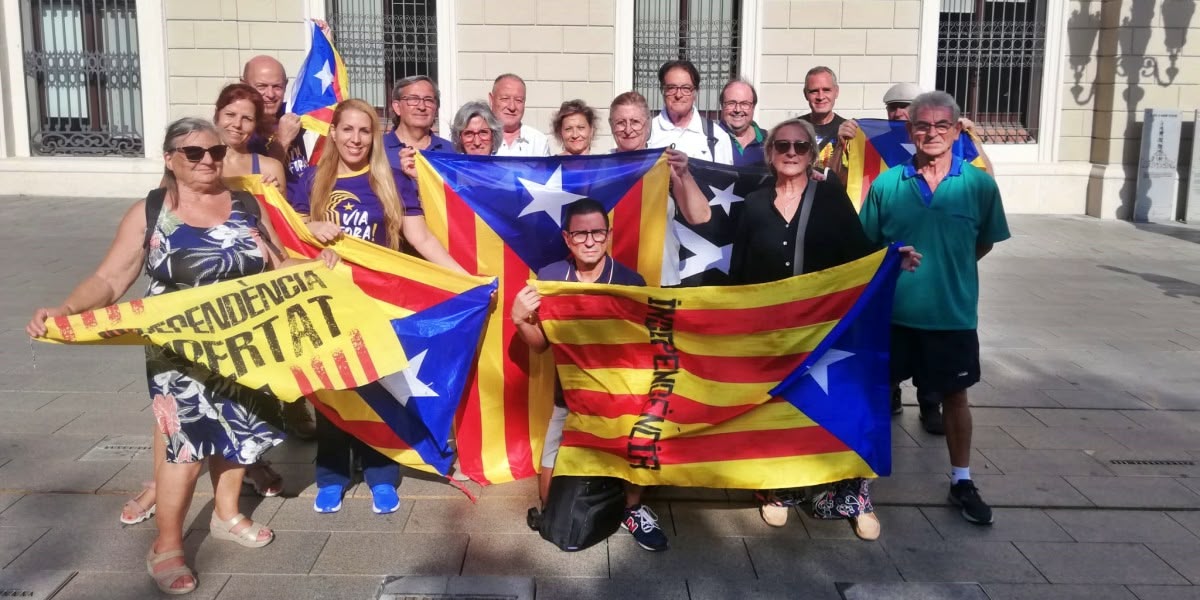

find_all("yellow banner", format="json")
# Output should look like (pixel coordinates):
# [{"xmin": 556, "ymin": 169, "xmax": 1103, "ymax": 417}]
[{"xmin": 39, "ymin": 262, "xmax": 407, "ymax": 401}]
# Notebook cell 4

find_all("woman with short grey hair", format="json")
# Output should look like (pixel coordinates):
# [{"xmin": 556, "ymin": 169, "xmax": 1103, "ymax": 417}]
[
  {"xmin": 451, "ymin": 101, "xmax": 503, "ymax": 155},
  {"xmin": 26, "ymin": 116, "xmax": 338, "ymax": 594}
]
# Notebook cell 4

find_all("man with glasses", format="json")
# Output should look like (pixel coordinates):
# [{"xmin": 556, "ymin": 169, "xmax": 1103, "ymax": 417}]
[
  {"xmin": 490, "ymin": 73, "xmax": 550, "ymax": 157},
  {"xmin": 387, "ymin": 75, "xmax": 456, "ymax": 177},
  {"xmin": 859, "ymin": 91, "xmax": 1010, "ymax": 526},
  {"xmin": 717, "ymin": 78, "xmax": 766, "ymax": 166},
  {"xmin": 512, "ymin": 198, "xmax": 670, "ymax": 553},
  {"xmin": 648, "ymin": 60, "xmax": 733, "ymax": 165}
]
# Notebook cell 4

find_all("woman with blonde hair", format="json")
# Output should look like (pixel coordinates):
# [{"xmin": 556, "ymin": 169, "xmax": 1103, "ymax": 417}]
[{"xmin": 289, "ymin": 98, "xmax": 465, "ymax": 514}]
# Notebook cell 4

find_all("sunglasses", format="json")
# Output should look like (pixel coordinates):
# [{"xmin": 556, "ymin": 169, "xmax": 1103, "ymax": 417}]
[
  {"xmin": 771, "ymin": 140, "xmax": 812, "ymax": 155},
  {"xmin": 172, "ymin": 145, "xmax": 228, "ymax": 162}
]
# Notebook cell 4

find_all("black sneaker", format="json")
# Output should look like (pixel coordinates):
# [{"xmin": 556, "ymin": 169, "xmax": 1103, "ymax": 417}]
[
  {"xmin": 949, "ymin": 480, "xmax": 993, "ymax": 525},
  {"xmin": 623, "ymin": 504, "xmax": 669, "ymax": 551},
  {"xmin": 890, "ymin": 387, "xmax": 903, "ymax": 416},
  {"xmin": 919, "ymin": 404, "xmax": 945, "ymax": 435}
]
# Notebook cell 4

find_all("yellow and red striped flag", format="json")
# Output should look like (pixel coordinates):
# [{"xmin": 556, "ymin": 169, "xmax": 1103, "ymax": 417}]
[
  {"xmin": 416, "ymin": 150, "xmax": 670, "ymax": 485},
  {"xmin": 229, "ymin": 176, "xmax": 496, "ymax": 476},
  {"xmin": 536, "ymin": 246, "xmax": 903, "ymax": 489}
]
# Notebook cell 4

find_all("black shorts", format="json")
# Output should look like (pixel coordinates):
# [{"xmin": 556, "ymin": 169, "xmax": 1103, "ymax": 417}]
[{"xmin": 890, "ymin": 325, "xmax": 980, "ymax": 395}]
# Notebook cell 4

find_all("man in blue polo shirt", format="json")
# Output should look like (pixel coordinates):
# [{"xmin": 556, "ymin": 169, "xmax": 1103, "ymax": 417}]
[
  {"xmin": 387, "ymin": 75, "xmax": 456, "ymax": 178},
  {"xmin": 860, "ymin": 91, "xmax": 1010, "ymax": 526}
]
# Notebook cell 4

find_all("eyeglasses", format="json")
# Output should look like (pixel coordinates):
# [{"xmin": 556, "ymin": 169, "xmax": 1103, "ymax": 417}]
[
  {"xmin": 886, "ymin": 102, "xmax": 911, "ymax": 112},
  {"xmin": 771, "ymin": 140, "xmax": 812, "ymax": 155},
  {"xmin": 399, "ymin": 95, "xmax": 437, "ymax": 107},
  {"xmin": 662, "ymin": 85, "xmax": 695, "ymax": 96},
  {"xmin": 911, "ymin": 120, "xmax": 956, "ymax": 134},
  {"xmin": 567, "ymin": 228, "xmax": 609, "ymax": 244},
  {"xmin": 172, "ymin": 145, "xmax": 228, "ymax": 162},
  {"xmin": 722, "ymin": 100, "xmax": 755, "ymax": 111},
  {"xmin": 461, "ymin": 129, "xmax": 493, "ymax": 142},
  {"xmin": 611, "ymin": 119, "xmax": 646, "ymax": 133}
]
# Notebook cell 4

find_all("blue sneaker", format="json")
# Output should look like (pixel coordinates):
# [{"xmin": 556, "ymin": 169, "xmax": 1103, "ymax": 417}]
[
  {"xmin": 371, "ymin": 484, "xmax": 400, "ymax": 514},
  {"xmin": 623, "ymin": 504, "xmax": 669, "ymax": 551},
  {"xmin": 313, "ymin": 485, "xmax": 343, "ymax": 513}
]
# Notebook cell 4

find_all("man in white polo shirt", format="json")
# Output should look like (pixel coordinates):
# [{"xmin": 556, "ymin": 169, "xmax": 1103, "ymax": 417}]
[
  {"xmin": 648, "ymin": 60, "xmax": 733, "ymax": 164},
  {"xmin": 646, "ymin": 59, "xmax": 733, "ymax": 286},
  {"xmin": 490, "ymin": 73, "xmax": 551, "ymax": 157}
]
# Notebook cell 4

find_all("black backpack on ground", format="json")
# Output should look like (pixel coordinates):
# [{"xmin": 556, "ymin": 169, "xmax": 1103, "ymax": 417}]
[{"xmin": 526, "ymin": 475, "xmax": 625, "ymax": 552}]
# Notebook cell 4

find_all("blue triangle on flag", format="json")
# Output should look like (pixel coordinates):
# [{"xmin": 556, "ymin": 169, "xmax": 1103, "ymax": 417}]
[
  {"xmin": 858, "ymin": 118, "xmax": 982, "ymax": 169},
  {"xmin": 770, "ymin": 245, "xmax": 902, "ymax": 476},
  {"xmin": 290, "ymin": 23, "xmax": 340, "ymax": 115},
  {"xmin": 422, "ymin": 149, "xmax": 664, "ymax": 271},
  {"xmin": 355, "ymin": 281, "xmax": 495, "ymax": 475}
]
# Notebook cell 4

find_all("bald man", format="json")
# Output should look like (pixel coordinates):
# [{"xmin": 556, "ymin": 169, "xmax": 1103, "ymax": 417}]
[{"xmin": 242, "ymin": 55, "xmax": 308, "ymax": 184}]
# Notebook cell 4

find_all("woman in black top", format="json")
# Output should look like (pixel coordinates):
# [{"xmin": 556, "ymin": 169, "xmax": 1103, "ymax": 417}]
[{"xmin": 730, "ymin": 117, "xmax": 919, "ymax": 541}]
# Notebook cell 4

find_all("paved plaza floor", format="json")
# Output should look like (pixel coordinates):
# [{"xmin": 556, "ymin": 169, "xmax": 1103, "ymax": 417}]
[{"xmin": 2, "ymin": 196, "xmax": 1200, "ymax": 599}]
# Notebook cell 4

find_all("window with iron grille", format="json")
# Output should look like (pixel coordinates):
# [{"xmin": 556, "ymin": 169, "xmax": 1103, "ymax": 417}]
[
  {"xmin": 19, "ymin": 0, "xmax": 143, "ymax": 157},
  {"xmin": 326, "ymin": 0, "xmax": 438, "ymax": 112},
  {"xmin": 936, "ymin": 0, "xmax": 1046, "ymax": 144},
  {"xmin": 633, "ymin": 0, "xmax": 742, "ymax": 119}
]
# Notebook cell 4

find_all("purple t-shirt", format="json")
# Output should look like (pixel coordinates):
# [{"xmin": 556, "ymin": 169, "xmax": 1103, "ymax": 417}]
[{"xmin": 290, "ymin": 166, "xmax": 422, "ymax": 247}]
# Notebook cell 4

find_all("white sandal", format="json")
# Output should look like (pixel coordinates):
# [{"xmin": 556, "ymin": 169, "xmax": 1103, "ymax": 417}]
[
  {"xmin": 146, "ymin": 546, "xmax": 196, "ymax": 595},
  {"xmin": 120, "ymin": 481, "xmax": 156, "ymax": 525},
  {"xmin": 209, "ymin": 513, "xmax": 274, "ymax": 548}
]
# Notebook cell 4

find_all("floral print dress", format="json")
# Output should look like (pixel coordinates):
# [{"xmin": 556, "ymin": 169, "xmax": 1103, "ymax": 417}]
[{"xmin": 145, "ymin": 192, "xmax": 284, "ymax": 464}]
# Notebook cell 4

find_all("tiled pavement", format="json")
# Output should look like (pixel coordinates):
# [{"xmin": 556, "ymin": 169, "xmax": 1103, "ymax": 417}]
[{"xmin": 2, "ymin": 197, "xmax": 1200, "ymax": 599}]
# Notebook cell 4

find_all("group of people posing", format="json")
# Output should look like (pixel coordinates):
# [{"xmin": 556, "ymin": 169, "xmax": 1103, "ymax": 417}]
[{"xmin": 25, "ymin": 44, "xmax": 1008, "ymax": 595}]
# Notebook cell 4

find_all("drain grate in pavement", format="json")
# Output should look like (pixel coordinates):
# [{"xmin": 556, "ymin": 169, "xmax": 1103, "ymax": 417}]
[
  {"xmin": 1110, "ymin": 459, "xmax": 1195, "ymax": 466},
  {"xmin": 0, "ymin": 570, "xmax": 75, "ymax": 600},
  {"xmin": 377, "ymin": 576, "xmax": 533, "ymax": 600},
  {"xmin": 79, "ymin": 435, "xmax": 152, "ymax": 461}
]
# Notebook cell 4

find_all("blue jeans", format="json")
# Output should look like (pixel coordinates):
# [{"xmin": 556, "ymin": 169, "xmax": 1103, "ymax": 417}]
[{"xmin": 314, "ymin": 411, "xmax": 399, "ymax": 489}]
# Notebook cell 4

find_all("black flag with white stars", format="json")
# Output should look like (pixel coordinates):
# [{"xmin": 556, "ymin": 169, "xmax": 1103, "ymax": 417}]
[{"xmin": 675, "ymin": 158, "xmax": 772, "ymax": 287}]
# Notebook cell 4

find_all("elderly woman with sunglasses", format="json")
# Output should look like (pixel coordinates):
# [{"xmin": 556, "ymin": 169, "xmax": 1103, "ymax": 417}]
[
  {"xmin": 26, "ymin": 117, "xmax": 338, "ymax": 595},
  {"xmin": 730, "ymin": 117, "xmax": 919, "ymax": 541}
]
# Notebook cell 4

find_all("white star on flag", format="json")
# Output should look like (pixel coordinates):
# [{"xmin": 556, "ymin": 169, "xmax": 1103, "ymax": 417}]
[
  {"xmin": 379, "ymin": 349, "xmax": 438, "ymax": 407},
  {"xmin": 707, "ymin": 181, "xmax": 743, "ymax": 215},
  {"xmin": 314, "ymin": 60, "xmax": 334, "ymax": 94},
  {"xmin": 517, "ymin": 166, "xmax": 586, "ymax": 227},
  {"xmin": 802, "ymin": 349, "xmax": 855, "ymax": 395},
  {"xmin": 901, "ymin": 143, "xmax": 916, "ymax": 156},
  {"xmin": 674, "ymin": 221, "xmax": 732, "ymax": 278}
]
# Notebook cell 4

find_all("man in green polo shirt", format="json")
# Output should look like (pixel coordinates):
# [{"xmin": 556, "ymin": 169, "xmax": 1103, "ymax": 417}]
[{"xmin": 859, "ymin": 91, "xmax": 1010, "ymax": 526}]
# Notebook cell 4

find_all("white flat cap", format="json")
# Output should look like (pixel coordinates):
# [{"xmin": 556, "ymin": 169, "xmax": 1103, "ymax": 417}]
[{"xmin": 883, "ymin": 82, "xmax": 923, "ymax": 105}]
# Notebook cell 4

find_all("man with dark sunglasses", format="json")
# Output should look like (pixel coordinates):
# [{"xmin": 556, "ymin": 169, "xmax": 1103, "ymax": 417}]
[{"xmin": 860, "ymin": 91, "xmax": 1010, "ymax": 527}]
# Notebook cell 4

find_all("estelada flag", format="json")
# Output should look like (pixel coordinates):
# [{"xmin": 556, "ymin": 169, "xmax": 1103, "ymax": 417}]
[
  {"xmin": 228, "ymin": 176, "xmax": 496, "ymax": 476},
  {"xmin": 286, "ymin": 21, "xmax": 349, "ymax": 137},
  {"xmin": 535, "ymin": 245, "xmax": 903, "ymax": 489},
  {"xmin": 844, "ymin": 118, "xmax": 986, "ymax": 210},
  {"xmin": 38, "ymin": 262, "xmax": 408, "ymax": 403},
  {"xmin": 415, "ymin": 149, "xmax": 670, "ymax": 485},
  {"xmin": 674, "ymin": 158, "xmax": 771, "ymax": 287}
]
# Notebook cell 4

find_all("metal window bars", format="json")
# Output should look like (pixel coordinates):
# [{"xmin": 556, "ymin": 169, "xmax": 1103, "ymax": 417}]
[
  {"xmin": 936, "ymin": 0, "xmax": 1046, "ymax": 144},
  {"xmin": 633, "ymin": 0, "xmax": 742, "ymax": 119},
  {"xmin": 20, "ymin": 0, "xmax": 143, "ymax": 157},
  {"xmin": 326, "ymin": 0, "xmax": 438, "ymax": 113}
]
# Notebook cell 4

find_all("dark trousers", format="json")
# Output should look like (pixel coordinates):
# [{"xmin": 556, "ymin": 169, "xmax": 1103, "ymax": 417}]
[
  {"xmin": 314, "ymin": 411, "xmax": 399, "ymax": 489},
  {"xmin": 917, "ymin": 388, "xmax": 942, "ymax": 411}
]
